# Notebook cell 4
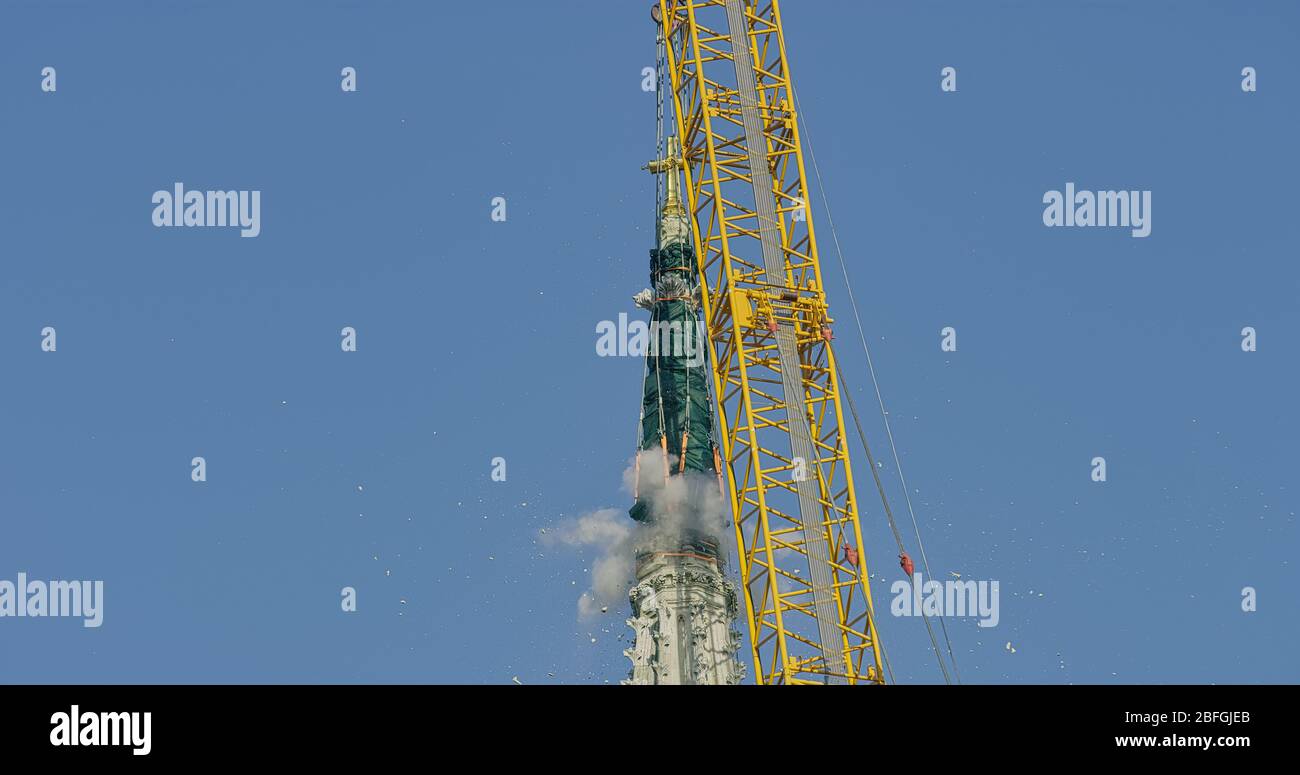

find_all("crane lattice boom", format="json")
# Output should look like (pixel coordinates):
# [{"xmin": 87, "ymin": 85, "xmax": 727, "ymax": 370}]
[{"xmin": 658, "ymin": 0, "xmax": 886, "ymax": 685}]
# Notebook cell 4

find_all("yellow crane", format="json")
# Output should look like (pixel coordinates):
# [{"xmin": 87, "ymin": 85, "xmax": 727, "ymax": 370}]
[{"xmin": 654, "ymin": 0, "xmax": 887, "ymax": 685}]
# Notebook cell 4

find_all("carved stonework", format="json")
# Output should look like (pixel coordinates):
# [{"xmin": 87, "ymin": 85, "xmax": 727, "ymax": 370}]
[{"xmin": 623, "ymin": 551, "xmax": 743, "ymax": 685}]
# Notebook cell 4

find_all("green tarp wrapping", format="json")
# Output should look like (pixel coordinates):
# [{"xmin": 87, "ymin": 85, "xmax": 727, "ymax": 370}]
[{"xmin": 630, "ymin": 240, "xmax": 719, "ymax": 524}]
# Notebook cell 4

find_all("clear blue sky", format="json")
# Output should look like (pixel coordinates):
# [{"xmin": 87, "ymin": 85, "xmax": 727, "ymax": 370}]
[{"xmin": 1, "ymin": 0, "xmax": 1295, "ymax": 684}]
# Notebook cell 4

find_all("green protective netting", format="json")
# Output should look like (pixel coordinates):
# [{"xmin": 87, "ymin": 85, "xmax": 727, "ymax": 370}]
[{"xmin": 630, "ymin": 239, "xmax": 719, "ymax": 524}]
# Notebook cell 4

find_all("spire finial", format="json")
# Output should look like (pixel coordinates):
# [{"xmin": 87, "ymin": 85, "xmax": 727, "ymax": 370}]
[{"xmin": 646, "ymin": 136, "xmax": 689, "ymax": 247}]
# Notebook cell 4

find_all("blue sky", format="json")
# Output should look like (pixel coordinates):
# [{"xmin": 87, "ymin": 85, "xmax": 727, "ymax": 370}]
[{"xmin": 1, "ymin": 0, "xmax": 1296, "ymax": 683}]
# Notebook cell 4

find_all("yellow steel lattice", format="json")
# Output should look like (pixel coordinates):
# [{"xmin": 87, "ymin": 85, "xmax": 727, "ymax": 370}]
[{"xmin": 658, "ymin": 0, "xmax": 886, "ymax": 685}]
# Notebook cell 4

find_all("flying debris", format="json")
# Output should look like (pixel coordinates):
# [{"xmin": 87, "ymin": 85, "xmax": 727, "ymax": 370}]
[{"xmin": 585, "ymin": 0, "xmax": 952, "ymax": 687}]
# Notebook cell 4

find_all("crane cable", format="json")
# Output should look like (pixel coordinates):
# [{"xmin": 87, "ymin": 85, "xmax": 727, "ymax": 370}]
[
  {"xmin": 650, "ymin": 27, "xmax": 668, "ymax": 449},
  {"xmin": 794, "ymin": 90, "xmax": 963, "ymax": 685},
  {"xmin": 828, "ymin": 466, "xmax": 897, "ymax": 685},
  {"xmin": 833, "ymin": 355, "xmax": 950, "ymax": 686}
]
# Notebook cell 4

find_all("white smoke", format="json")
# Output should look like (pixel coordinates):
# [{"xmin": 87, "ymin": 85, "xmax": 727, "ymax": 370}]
[
  {"xmin": 623, "ymin": 445, "xmax": 727, "ymax": 540},
  {"xmin": 542, "ymin": 448, "xmax": 727, "ymax": 620},
  {"xmin": 543, "ymin": 507, "xmax": 635, "ymax": 620}
]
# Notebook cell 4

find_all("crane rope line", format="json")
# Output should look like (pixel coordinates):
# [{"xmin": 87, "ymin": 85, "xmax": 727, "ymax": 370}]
[
  {"xmin": 794, "ymin": 89, "xmax": 963, "ymax": 685},
  {"xmin": 651, "ymin": 27, "xmax": 668, "ymax": 448},
  {"xmin": 833, "ymin": 355, "xmax": 950, "ymax": 686}
]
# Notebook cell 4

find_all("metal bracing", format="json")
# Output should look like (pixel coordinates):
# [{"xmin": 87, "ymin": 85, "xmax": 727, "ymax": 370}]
[{"xmin": 658, "ymin": 0, "xmax": 886, "ymax": 685}]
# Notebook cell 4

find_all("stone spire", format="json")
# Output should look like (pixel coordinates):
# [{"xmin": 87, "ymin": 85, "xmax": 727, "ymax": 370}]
[{"xmin": 624, "ymin": 137, "xmax": 744, "ymax": 685}]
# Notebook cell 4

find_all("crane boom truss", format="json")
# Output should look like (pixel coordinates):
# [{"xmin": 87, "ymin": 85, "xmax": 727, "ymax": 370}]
[{"xmin": 658, "ymin": 0, "xmax": 887, "ymax": 685}]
